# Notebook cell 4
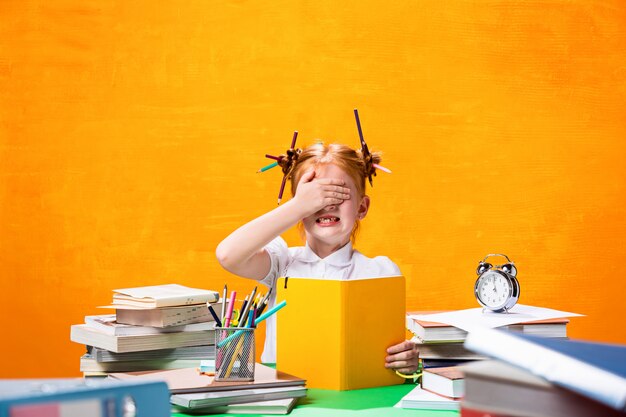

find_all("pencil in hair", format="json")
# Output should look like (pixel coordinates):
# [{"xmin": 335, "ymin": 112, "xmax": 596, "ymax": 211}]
[
  {"xmin": 277, "ymin": 175, "xmax": 287, "ymax": 205},
  {"xmin": 257, "ymin": 161, "xmax": 278, "ymax": 173},
  {"xmin": 353, "ymin": 109, "xmax": 370, "ymax": 154}
]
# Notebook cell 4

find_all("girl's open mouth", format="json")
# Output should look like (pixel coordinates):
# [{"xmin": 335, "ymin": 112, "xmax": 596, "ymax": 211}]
[{"xmin": 316, "ymin": 216, "xmax": 340, "ymax": 225}]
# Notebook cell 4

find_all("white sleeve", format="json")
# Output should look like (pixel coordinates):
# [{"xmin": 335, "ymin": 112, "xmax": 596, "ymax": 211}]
[
  {"xmin": 259, "ymin": 236, "xmax": 290, "ymax": 289},
  {"xmin": 373, "ymin": 256, "xmax": 402, "ymax": 277}
]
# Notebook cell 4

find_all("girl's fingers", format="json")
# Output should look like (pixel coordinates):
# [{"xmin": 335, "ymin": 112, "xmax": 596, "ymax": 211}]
[
  {"xmin": 325, "ymin": 191, "xmax": 350, "ymax": 199},
  {"xmin": 299, "ymin": 169, "xmax": 316, "ymax": 184},
  {"xmin": 325, "ymin": 198, "xmax": 345, "ymax": 205},
  {"xmin": 326, "ymin": 192, "xmax": 349, "ymax": 201},
  {"xmin": 385, "ymin": 358, "xmax": 419, "ymax": 371},
  {"xmin": 396, "ymin": 366, "xmax": 419, "ymax": 374},
  {"xmin": 386, "ymin": 340, "xmax": 416, "ymax": 355},
  {"xmin": 323, "ymin": 185, "xmax": 351, "ymax": 194}
]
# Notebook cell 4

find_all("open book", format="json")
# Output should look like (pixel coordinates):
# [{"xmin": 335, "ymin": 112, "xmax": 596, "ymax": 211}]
[{"xmin": 276, "ymin": 275, "xmax": 405, "ymax": 390}]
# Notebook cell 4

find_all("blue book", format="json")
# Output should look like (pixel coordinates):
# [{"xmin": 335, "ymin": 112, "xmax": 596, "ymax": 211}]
[
  {"xmin": 0, "ymin": 378, "xmax": 170, "ymax": 417},
  {"xmin": 465, "ymin": 327, "xmax": 626, "ymax": 411}
]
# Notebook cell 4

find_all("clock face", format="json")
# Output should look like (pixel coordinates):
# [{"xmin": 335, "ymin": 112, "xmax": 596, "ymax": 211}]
[{"xmin": 476, "ymin": 270, "xmax": 511, "ymax": 309}]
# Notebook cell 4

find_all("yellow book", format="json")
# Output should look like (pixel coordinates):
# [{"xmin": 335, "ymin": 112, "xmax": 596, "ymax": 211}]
[{"xmin": 276, "ymin": 275, "xmax": 405, "ymax": 390}]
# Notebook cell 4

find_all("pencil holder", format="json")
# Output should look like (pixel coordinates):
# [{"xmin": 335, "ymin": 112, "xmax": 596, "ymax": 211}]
[{"xmin": 214, "ymin": 327, "xmax": 255, "ymax": 381}]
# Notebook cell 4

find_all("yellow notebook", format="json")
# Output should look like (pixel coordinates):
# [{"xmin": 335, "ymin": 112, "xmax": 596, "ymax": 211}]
[{"xmin": 276, "ymin": 275, "xmax": 405, "ymax": 390}]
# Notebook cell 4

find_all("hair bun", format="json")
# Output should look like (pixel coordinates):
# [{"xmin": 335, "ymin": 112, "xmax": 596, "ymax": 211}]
[
  {"xmin": 277, "ymin": 147, "xmax": 302, "ymax": 178},
  {"xmin": 357, "ymin": 148, "xmax": 382, "ymax": 187}
]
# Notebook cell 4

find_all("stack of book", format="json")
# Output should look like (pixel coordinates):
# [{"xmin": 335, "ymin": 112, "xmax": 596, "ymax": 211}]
[
  {"xmin": 109, "ymin": 363, "xmax": 307, "ymax": 415},
  {"xmin": 461, "ymin": 328, "xmax": 626, "ymax": 417},
  {"xmin": 407, "ymin": 311, "xmax": 570, "ymax": 365},
  {"xmin": 70, "ymin": 284, "xmax": 221, "ymax": 377},
  {"xmin": 397, "ymin": 366, "xmax": 463, "ymax": 411},
  {"xmin": 400, "ymin": 308, "xmax": 574, "ymax": 410}
]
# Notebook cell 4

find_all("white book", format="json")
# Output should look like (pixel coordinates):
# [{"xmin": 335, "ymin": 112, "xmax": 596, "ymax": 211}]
[
  {"xmin": 112, "ymin": 284, "xmax": 219, "ymax": 308},
  {"xmin": 84, "ymin": 315, "xmax": 215, "ymax": 336},
  {"xmin": 396, "ymin": 386, "xmax": 459, "ymax": 411},
  {"xmin": 171, "ymin": 386, "xmax": 307, "ymax": 409},
  {"xmin": 171, "ymin": 398, "xmax": 299, "ymax": 415},
  {"xmin": 70, "ymin": 324, "xmax": 215, "ymax": 353},
  {"xmin": 421, "ymin": 366, "xmax": 464, "ymax": 399},
  {"xmin": 80, "ymin": 354, "xmax": 204, "ymax": 373}
]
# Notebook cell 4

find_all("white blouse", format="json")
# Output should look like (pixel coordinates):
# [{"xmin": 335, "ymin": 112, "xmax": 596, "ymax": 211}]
[{"xmin": 258, "ymin": 236, "xmax": 401, "ymax": 363}]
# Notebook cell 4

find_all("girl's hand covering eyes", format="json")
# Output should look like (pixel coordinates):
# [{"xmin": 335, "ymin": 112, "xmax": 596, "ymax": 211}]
[{"xmin": 292, "ymin": 168, "xmax": 351, "ymax": 217}]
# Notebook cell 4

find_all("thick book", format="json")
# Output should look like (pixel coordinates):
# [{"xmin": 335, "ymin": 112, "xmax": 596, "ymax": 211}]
[
  {"xmin": 114, "ymin": 303, "xmax": 216, "ymax": 327},
  {"xmin": 88, "ymin": 345, "xmax": 215, "ymax": 362},
  {"xmin": 462, "ymin": 359, "xmax": 626, "ymax": 417},
  {"xmin": 407, "ymin": 312, "xmax": 569, "ymax": 343},
  {"xmin": 170, "ymin": 385, "xmax": 306, "ymax": 409},
  {"xmin": 422, "ymin": 366, "xmax": 464, "ymax": 399},
  {"xmin": 397, "ymin": 385, "xmax": 460, "ymax": 411},
  {"xmin": 171, "ymin": 397, "xmax": 299, "ymax": 415},
  {"xmin": 464, "ymin": 327, "xmax": 626, "ymax": 412},
  {"xmin": 85, "ymin": 314, "xmax": 215, "ymax": 336},
  {"xmin": 276, "ymin": 275, "xmax": 405, "ymax": 390},
  {"xmin": 112, "ymin": 284, "xmax": 219, "ymax": 308},
  {"xmin": 108, "ymin": 363, "xmax": 306, "ymax": 394},
  {"xmin": 80, "ymin": 354, "xmax": 204, "ymax": 373},
  {"xmin": 70, "ymin": 324, "xmax": 215, "ymax": 353},
  {"xmin": 412, "ymin": 337, "xmax": 487, "ymax": 360}
]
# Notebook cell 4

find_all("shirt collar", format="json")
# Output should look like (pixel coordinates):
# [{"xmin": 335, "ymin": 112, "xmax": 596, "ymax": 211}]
[{"xmin": 298, "ymin": 241, "xmax": 354, "ymax": 268}]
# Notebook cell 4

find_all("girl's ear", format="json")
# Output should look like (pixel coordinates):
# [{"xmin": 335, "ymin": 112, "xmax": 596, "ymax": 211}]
[{"xmin": 357, "ymin": 195, "xmax": 371, "ymax": 220}]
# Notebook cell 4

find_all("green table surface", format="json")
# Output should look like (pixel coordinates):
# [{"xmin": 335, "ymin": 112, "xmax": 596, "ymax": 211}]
[{"xmin": 172, "ymin": 384, "xmax": 460, "ymax": 417}]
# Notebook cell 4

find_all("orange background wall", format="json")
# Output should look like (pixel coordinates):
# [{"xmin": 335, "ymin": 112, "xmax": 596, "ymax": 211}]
[{"xmin": 1, "ymin": 1, "xmax": 625, "ymax": 377}]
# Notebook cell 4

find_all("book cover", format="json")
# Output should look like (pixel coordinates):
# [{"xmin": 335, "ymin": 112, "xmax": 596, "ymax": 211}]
[
  {"xmin": 112, "ymin": 284, "xmax": 219, "ymax": 308},
  {"xmin": 462, "ymin": 359, "xmax": 626, "ymax": 417},
  {"xmin": 464, "ymin": 327, "xmax": 626, "ymax": 411},
  {"xmin": 108, "ymin": 363, "xmax": 305, "ymax": 394},
  {"xmin": 70, "ymin": 324, "xmax": 215, "ymax": 353},
  {"xmin": 276, "ymin": 275, "xmax": 406, "ymax": 390},
  {"xmin": 422, "ymin": 366, "xmax": 464, "ymax": 399}
]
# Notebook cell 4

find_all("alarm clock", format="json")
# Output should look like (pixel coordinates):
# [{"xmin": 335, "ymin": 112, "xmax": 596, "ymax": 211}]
[{"xmin": 474, "ymin": 254, "xmax": 520, "ymax": 313}]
